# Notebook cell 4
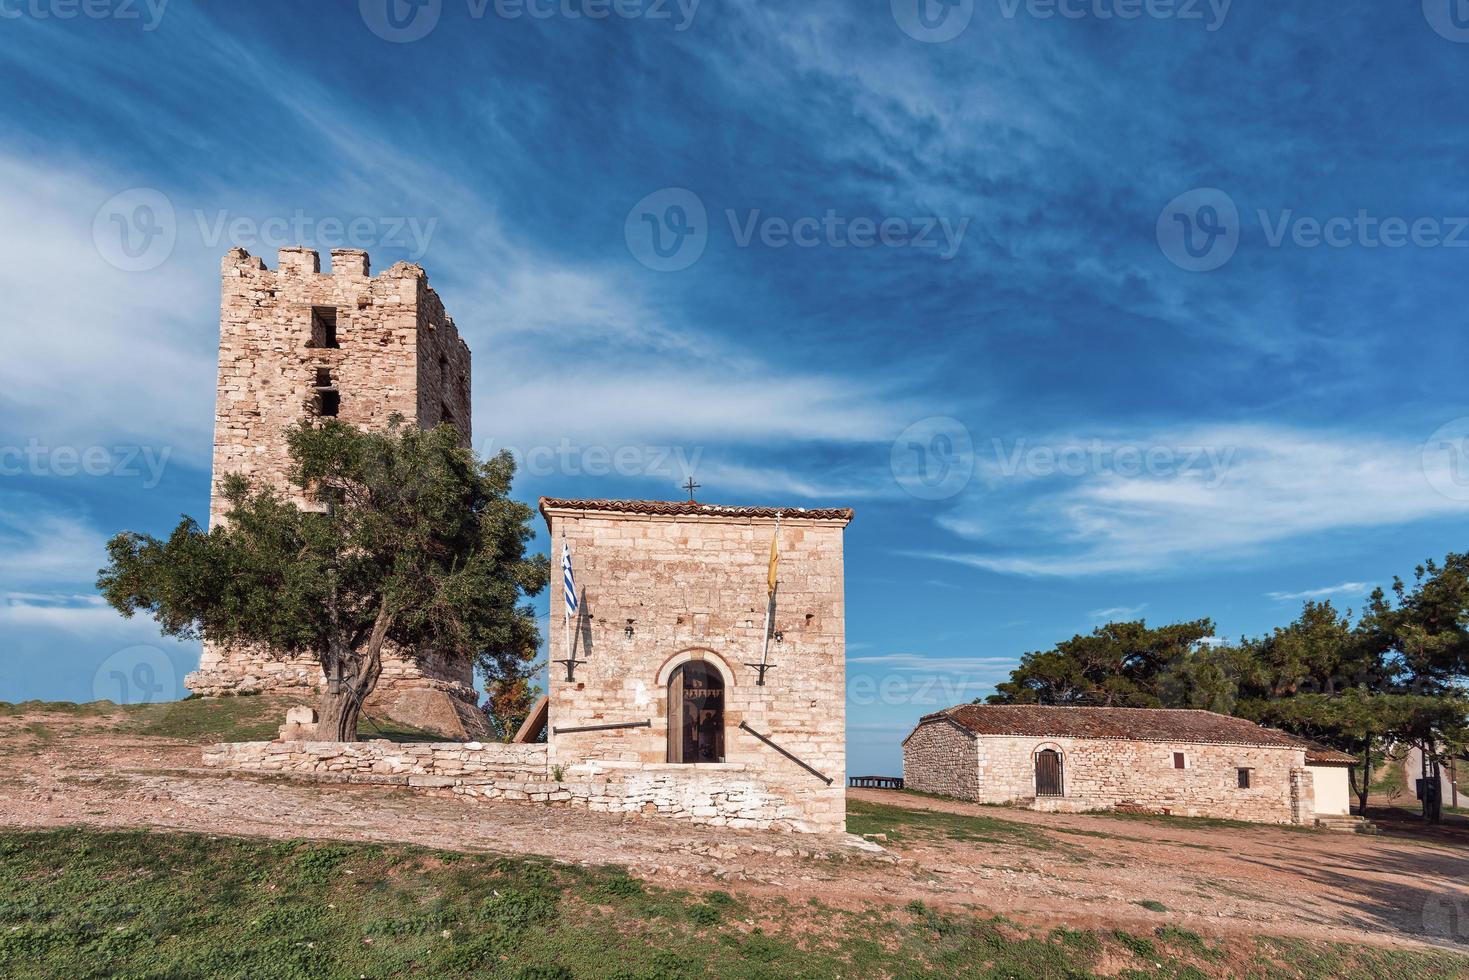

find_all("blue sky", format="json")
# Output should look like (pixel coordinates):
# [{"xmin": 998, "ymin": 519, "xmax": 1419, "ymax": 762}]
[{"xmin": 2, "ymin": 1, "xmax": 1467, "ymax": 774}]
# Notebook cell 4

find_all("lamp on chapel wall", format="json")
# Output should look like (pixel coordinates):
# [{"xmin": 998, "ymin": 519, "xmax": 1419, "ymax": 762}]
[
  {"xmin": 624, "ymin": 620, "xmax": 635, "ymax": 639},
  {"xmin": 773, "ymin": 629, "xmax": 784, "ymax": 643}
]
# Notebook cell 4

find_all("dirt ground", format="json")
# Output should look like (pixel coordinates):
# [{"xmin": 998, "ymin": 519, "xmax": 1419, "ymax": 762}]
[{"xmin": 4, "ymin": 706, "xmax": 1468, "ymax": 959}]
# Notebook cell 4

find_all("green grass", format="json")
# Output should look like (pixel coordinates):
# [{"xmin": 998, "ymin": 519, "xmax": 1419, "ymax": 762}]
[
  {"xmin": 846, "ymin": 798, "xmax": 1060, "ymax": 851},
  {"xmin": 2, "ymin": 828, "xmax": 1463, "ymax": 979},
  {"xmin": 0, "ymin": 696, "xmax": 457, "ymax": 745}
]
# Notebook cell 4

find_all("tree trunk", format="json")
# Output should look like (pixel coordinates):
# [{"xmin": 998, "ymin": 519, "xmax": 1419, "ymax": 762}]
[
  {"xmin": 316, "ymin": 603, "xmax": 392, "ymax": 743},
  {"xmin": 1352, "ymin": 735, "xmax": 1372, "ymax": 817}
]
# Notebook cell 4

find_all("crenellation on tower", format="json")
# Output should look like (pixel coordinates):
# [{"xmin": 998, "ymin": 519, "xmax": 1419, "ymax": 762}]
[{"xmin": 186, "ymin": 246, "xmax": 487, "ymax": 739}]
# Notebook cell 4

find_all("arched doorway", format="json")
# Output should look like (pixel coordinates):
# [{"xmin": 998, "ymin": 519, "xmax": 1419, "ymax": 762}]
[
  {"xmin": 667, "ymin": 660, "xmax": 725, "ymax": 763},
  {"xmin": 1035, "ymin": 748, "xmax": 1064, "ymax": 797}
]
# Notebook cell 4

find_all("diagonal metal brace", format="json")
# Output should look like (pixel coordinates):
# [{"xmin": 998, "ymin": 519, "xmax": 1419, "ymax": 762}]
[{"xmin": 738, "ymin": 721, "xmax": 833, "ymax": 785}]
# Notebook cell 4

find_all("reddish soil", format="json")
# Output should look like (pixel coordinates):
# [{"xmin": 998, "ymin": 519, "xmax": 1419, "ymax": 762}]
[{"xmin": 3, "ymin": 707, "xmax": 1467, "ymax": 957}]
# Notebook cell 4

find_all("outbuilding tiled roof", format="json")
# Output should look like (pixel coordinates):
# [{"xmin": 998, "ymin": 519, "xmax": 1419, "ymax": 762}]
[
  {"xmin": 1304, "ymin": 746, "xmax": 1359, "ymax": 765},
  {"xmin": 914, "ymin": 704, "xmax": 1317, "ymax": 751},
  {"xmin": 538, "ymin": 498, "xmax": 854, "ymax": 523}
]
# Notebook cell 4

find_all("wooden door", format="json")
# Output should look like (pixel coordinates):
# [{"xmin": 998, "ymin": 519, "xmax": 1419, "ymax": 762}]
[{"xmin": 1036, "ymin": 749, "xmax": 1063, "ymax": 797}]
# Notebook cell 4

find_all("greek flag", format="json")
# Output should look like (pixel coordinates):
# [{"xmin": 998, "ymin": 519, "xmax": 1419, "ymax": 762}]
[{"xmin": 561, "ymin": 540, "xmax": 578, "ymax": 618}]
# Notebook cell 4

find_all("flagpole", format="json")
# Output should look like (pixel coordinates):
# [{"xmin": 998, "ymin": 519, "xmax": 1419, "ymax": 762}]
[
  {"xmin": 756, "ymin": 512, "xmax": 781, "ymax": 684},
  {"xmin": 563, "ymin": 533, "xmax": 573, "ymax": 665}
]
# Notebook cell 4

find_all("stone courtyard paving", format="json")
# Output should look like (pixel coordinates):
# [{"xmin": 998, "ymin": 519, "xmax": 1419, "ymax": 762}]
[{"xmin": 3, "ymin": 701, "xmax": 1468, "ymax": 961}]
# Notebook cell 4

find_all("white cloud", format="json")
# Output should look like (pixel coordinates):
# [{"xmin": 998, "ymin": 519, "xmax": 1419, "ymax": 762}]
[
  {"xmin": 848, "ymin": 653, "xmax": 1016, "ymax": 673},
  {"xmin": 1089, "ymin": 604, "xmax": 1147, "ymax": 619},
  {"xmin": 0, "ymin": 497, "xmax": 109, "ymax": 590},
  {"xmin": 1266, "ymin": 582, "xmax": 1372, "ymax": 602},
  {"xmin": 920, "ymin": 425, "xmax": 1469, "ymax": 577}
]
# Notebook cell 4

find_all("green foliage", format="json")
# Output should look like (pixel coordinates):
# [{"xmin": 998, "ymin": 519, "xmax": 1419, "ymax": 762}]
[
  {"xmin": 97, "ymin": 419, "xmax": 549, "ymax": 733},
  {"xmin": 0, "ymin": 828, "xmax": 1462, "ymax": 980},
  {"xmin": 988, "ymin": 619, "xmax": 1216, "ymax": 707}
]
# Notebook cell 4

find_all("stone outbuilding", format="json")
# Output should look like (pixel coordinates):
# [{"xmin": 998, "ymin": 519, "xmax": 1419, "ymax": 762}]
[{"xmin": 902, "ymin": 705, "xmax": 1357, "ymax": 827}]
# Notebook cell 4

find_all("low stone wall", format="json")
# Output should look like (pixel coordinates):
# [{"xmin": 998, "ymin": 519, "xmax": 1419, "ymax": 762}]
[{"xmin": 202, "ymin": 740, "xmax": 836, "ymax": 833}]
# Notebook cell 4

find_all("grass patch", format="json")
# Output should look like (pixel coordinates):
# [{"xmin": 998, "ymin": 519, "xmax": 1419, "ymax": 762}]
[
  {"xmin": 1134, "ymin": 899, "xmax": 1168, "ymax": 913},
  {"xmin": 846, "ymin": 798, "xmax": 1060, "ymax": 851},
  {"xmin": 0, "ymin": 828, "xmax": 1463, "ymax": 979},
  {"xmin": 0, "ymin": 696, "xmax": 457, "ymax": 745}
]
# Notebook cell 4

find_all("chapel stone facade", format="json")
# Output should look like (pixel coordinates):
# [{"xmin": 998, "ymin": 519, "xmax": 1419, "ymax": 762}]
[
  {"xmin": 903, "ymin": 705, "xmax": 1356, "ymax": 827},
  {"xmin": 538, "ymin": 498, "xmax": 852, "ymax": 833},
  {"xmin": 184, "ymin": 247, "xmax": 486, "ymax": 739}
]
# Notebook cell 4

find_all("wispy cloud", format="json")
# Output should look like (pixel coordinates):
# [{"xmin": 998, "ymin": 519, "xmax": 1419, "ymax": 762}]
[
  {"xmin": 918, "ymin": 425, "xmax": 1469, "ymax": 577},
  {"xmin": 1266, "ymin": 582, "xmax": 1372, "ymax": 602},
  {"xmin": 1089, "ymin": 604, "xmax": 1147, "ymax": 620}
]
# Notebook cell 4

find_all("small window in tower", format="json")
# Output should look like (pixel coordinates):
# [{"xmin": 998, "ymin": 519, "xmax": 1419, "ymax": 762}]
[
  {"xmin": 314, "ymin": 367, "xmax": 339, "ymax": 417},
  {"xmin": 309, "ymin": 306, "xmax": 339, "ymax": 348},
  {"xmin": 440, "ymin": 401, "xmax": 455, "ymax": 428}
]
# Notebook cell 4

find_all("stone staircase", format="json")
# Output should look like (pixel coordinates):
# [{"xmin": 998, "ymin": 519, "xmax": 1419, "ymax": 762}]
[{"xmin": 1315, "ymin": 814, "xmax": 1378, "ymax": 833}]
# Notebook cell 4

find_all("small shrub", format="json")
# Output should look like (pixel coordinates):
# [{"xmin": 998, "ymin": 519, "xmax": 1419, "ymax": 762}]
[{"xmin": 1134, "ymin": 899, "xmax": 1168, "ymax": 913}]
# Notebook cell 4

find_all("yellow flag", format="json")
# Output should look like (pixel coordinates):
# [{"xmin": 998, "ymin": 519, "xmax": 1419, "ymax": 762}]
[{"xmin": 766, "ymin": 522, "xmax": 779, "ymax": 596}]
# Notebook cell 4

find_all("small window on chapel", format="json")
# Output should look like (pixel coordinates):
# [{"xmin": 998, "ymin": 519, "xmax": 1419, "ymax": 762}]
[
  {"xmin": 309, "ymin": 306, "xmax": 339, "ymax": 348},
  {"xmin": 1173, "ymin": 752, "xmax": 1186, "ymax": 770},
  {"xmin": 1237, "ymin": 768, "xmax": 1252, "ymax": 789}
]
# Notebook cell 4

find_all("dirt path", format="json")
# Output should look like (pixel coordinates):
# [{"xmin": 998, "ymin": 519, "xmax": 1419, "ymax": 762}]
[{"xmin": 3, "ymin": 708, "xmax": 1466, "ymax": 956}]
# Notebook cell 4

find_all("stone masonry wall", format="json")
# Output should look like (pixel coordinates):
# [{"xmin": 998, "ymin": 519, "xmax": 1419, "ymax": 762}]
[
  {"xmin": 542, "ymin": 506, "xmax": 849, "ymax": 833},
  {"xmin": 901, "ymin": 718, "xmax": 978, "ymax": 799},
  {"xmin": 905, "ymin": 723, "xmax": 1314, "ymax": 825},
  {"xmin": 203, "ymin": 740, "xmax": 821, "ymax": 832},
  {"xmin": 186, "ymin": 247, "xmax": 482, "ymax": 739}
]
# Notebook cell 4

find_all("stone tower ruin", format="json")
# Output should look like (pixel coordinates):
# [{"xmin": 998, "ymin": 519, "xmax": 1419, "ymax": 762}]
[{"xmin": 184, "ymin": 246, "xmax": 489, "ymax": 739}]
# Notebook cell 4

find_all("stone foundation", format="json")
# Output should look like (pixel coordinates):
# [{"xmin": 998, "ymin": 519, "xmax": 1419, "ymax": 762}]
[{"xmin": 203, "ymin": 739, "xmax": 837, "ymax": 833}]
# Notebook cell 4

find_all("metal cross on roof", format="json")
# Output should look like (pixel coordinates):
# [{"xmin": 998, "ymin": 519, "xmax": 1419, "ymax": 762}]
[{"xmin": 682, "ymin": 476, "xmax": 700, "ymax": 501}]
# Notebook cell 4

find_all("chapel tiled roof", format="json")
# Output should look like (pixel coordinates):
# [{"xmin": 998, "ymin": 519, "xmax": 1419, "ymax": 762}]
[
  {"xmin": 914, "ymin": 704, "xmax": 1318, "ymax": 751},
  {"xmin": 538, "ymin": 498, "xmax": 854, "ymax": 523}
]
